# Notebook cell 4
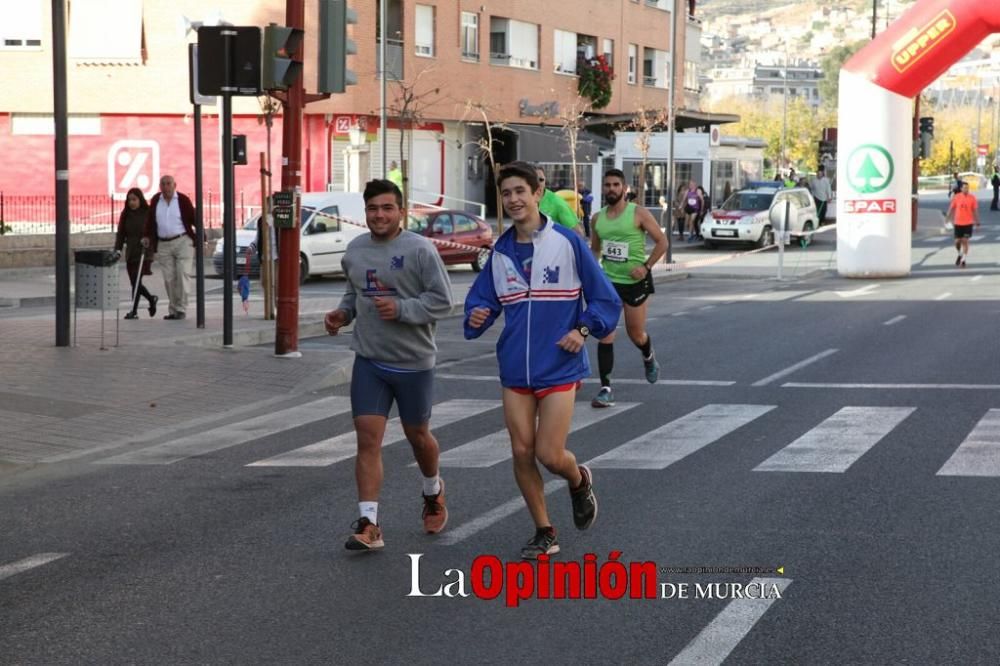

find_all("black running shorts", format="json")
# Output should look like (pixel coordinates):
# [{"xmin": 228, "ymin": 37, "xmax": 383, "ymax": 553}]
[{"xmin": 612, "ymin": 273, "xmax": 655, "ymax": 308}]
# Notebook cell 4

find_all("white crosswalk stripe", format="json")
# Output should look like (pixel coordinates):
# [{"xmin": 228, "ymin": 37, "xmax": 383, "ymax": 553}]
[
  {"xmin": 668, "ymin": 577, "xmax": 793, "ymax": 666},
  {"xmin": 937, "ymin": 409, "xmax": 1000, "ymax": 477},
  {"xmin": 436, "ymin": 402, "xmax": 639, "ymax": 469},
  {"xmin": 247, "ymin": 399, "xmax": 497, "ymax": 467},
  {"xmin": 0, "ymin": 553, "xmax": 69, "ymax": 582},
  {"xmin": 98, "ymin": 396, "xmax": 353, "ymax": 465},
  {"xmin": 754, "ymin": 407, "xmax": 915, "ymax": 473},
  {"xmin": 588, "ymin": 404, "xmax": 776, "ymax": 470}
]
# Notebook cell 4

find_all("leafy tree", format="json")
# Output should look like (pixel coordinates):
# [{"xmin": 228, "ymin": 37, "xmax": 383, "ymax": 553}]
[{"xmin": 818, "ymin": 40, "xmax": 867, "ymax": 111}]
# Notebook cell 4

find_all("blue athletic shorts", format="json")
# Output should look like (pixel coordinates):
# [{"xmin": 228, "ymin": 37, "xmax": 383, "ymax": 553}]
[{"xmin": 350, "ymin": 355, "xmax": 434, "ymax": 425}]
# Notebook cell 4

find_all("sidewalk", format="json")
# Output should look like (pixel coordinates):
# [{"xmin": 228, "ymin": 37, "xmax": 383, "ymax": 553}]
[{"xmin": 0, "ymin": 266, "xmax": 363, "ymax": 467}]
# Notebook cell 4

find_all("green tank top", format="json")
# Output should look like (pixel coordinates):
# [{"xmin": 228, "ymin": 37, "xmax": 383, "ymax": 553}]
[{"xmin": 595, "ymin": 203, "xmax": 645, "ymax": 284}]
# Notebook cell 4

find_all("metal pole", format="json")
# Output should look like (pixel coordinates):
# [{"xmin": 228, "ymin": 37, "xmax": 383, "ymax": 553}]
[
  {"xmin": 222, "ymin": 31, "xmax": 235, "ymax": 347},
  {"xmin": 275, "ymin": 0, "xmax": 304, "ymax": 357},
  {"xmin": 777, "ymin": 199, "xmax": 788, "ymax": 281},
  {"xmin": 379, "ymin": 0, "xmax": 387, "ymax": 178},
  {"xmin": 194, "ymin": 101, "xmax": 206, "ymax": 328},
  {"xmin": 912, "ymin": 96, "xmax": 919, "ymax": 232},
  {"xmin": 976, "ymin": 74, "xmax": 984, "ymax": 173},
  {"xmin": 52, "ymin": 0, "xmax": 71, "ymax": 347},
  {"xmin": 666, "ymin": 0, "xmax": 680, "ymax": 265},
  {"xmin": 781, "ymin": 50, "xmax": 788, "ymax": 172},
  {"xmin": 871, "ymin": 0, "xmax": 877, "ymax": 39}
]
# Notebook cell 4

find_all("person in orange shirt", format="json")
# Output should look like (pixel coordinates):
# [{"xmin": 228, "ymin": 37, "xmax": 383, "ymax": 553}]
[{"xmin": 947, "ymin": 180, "xmax": 980, "ymax": 268}]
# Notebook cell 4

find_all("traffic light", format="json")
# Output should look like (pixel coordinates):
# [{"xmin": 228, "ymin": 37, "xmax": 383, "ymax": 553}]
[
  {"xmin": 262, "ymin": 23, "xmax": 303, "ymax": 91},
  {"xmin": 919, "ymin": 116, "xmax": 934, "ymax": 137},
  {"xmin": 318, "ymin": 0, "xmax": 357, "ymax": 94}
]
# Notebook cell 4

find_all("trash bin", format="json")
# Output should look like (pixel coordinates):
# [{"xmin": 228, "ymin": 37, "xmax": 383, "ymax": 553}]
[{"xmin": 74, "ymin": 249, "xmax": 120, "ymax": 348}]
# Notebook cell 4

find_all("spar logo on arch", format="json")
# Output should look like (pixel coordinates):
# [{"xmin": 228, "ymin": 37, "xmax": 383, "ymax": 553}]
[
  {"xmin": 844, "ymin": 144, "xmax": 897, "ymax": 214},
  {"xmin": 107, "ymin": 140, "xmax": 160, "ymax": 200}
]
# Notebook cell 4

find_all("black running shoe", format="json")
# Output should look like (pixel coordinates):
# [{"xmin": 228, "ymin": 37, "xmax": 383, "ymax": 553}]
[
  {"xmin": 570, "ymin": 464, "xmax": 597, "ymax": 530},
  {"xmin": 956, "ymin": 254, "xmax": 962, "ymax": 266},
  {"xmin": 521, "ymin": 526, "xmax": 559, "ymax": 560}
]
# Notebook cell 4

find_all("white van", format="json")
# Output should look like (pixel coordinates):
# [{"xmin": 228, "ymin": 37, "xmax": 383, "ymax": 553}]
[{"xmin": 214, "ymin": 192, "xmax": 368, "ymax": 283}]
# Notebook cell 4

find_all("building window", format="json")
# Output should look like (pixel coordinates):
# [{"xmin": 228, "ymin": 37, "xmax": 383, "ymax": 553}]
[
  {"xmin": 642, "ymin": 47, "xmax": 669, "ymax": 89},
  {"xmin": 68, "ymin": 0, "xmax": 144, "ymax": 64},
  {"xmin": 554, "ymin": 29, "xmax": 576, "ymax": 74},
  {"xmin": 461, "ymin": 11, "xmax": 478, "ymax": 61},
  {"xmin": 602, "ymin": 38, "xmax": 613, "ymax": 67},
  {"xmin": 415, "ymin": 4, "xmax": 434, "ymax": 57},
  {"xmin": 1, "ymin": 0, "xmax": 42, "ymax": 49},
  {"xmin": 490, "ymin": 17, "xmax": 538, "ymax": 70},
  {"xmin": 684, "ymin": 60, "xmax": 698, "ymax": 91},
  {"xmin": 627, "ymin": 44, "xmax": 637, "ymax": 85}
]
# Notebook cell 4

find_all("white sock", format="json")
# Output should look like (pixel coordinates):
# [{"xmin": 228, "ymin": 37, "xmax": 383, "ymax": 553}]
[
  {"xmin": 358, "ymin": 501, "xmax": 378, "ymax": 525},
  {"xmin": 422, "ymin": 474, "xmax": 441, "ymax": 496}
]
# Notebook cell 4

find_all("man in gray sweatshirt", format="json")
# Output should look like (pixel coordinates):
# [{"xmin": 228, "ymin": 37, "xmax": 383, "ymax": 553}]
[{"xmin": 325, "ymin": 179, "xmax": 454, "ymax": 551}]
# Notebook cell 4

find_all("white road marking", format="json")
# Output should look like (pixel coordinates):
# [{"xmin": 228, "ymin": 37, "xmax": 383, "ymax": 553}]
[
  {"xmin": 0, "ymin": 553, "xmax": 69, "ymax": 581},
  {"xmin": 434, "ymin": 374, "xmax": 735, "ymax": 386},
  {"xmin": 751, "ymin": 349, "xmax": 839, "ymax": 387},
  {"xmin": 835, "ymin": 284, "xmax": 879, "ymax": 298},
  {"xmin": 588, "ymin": 404, "xmax": 776, "ymax": 470},
  {"xmin": 668, "ymin": 577, "xmax": 793, "ymax": 666},
  {"xmin": 937, "ymin": 409, "xmax": 1000, "ymax": 477},
  {"xmin": 700, "ymin": 305, "xmax": 716, "ymax": 311},
  {"xmin": 934, "ymin": 292, "xmax": 952, "ymax": 301},
  {"xmin": 436, "ymin": 403, "xmax": 638, "ymax": 469},
  {"xmin": 970, "ymin": 275, "xmax": 984, "ymax": 282},
  {"xmin": 98, "ymin": 397, "xmax": 354, "ymax": 465},
  {"xmin": 439, "ymin": 480, "xmax": 563, "ymax": 546},
  {"xmin": 784, "ymin": 382, "xmax": 1000, "ymax": 390},
  {"xmin": 672, "ymin": 311, "xmax": 689, "ymax": 317},
  {"xmin": 247, "ymin": 399, "xmax": 497, "ymax": 467},
  {"xmin": 882, "ymin": 315, "xmax": 906, "ymax": 326},
  {"xmin": 755, "ymin": 407, "xmax": 914, "ymax": 473}
]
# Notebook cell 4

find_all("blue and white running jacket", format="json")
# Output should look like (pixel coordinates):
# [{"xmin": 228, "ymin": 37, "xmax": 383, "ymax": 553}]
[{"xmin": 463, "ymin": 216, "xmax": 622, "ymax": 389}]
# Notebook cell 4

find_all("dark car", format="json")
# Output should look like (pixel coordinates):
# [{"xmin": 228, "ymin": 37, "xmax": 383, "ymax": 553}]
[{"xmin": 408, "ymin": 209, "xmax": 493, "ymax": 272}]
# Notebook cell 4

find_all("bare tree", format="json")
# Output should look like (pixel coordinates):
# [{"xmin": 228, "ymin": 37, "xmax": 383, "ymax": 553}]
[
  {"xmin": 461, "ymin": 100, "xmax": 510, "ymax": 234},
  {"xmin": 629, "ymin": 105, "xmax": 669, "ymax": 206},
  {"xmin": 387, "ymin": 67, "xmax": 442, "ymax": 218},
  {"xmin": 257, "ymin": 94, "xmax": 281, "ymax": 197},
  {"xmin": 554, "ymin": 98, "xmax": 592, "ymax": 215}
]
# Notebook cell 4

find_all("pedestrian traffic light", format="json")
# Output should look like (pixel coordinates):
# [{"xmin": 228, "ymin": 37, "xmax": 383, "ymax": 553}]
[
  {"xmin": 262, "ymin": 23, "xmax": 303, "ymax": 91},
  {"xmin": 919, "ymin": 116, "xmax": 934, "ymax": 137},
  {"xmin": 318, "ymin": 0, "xmax": 357, "ymax": 94}
]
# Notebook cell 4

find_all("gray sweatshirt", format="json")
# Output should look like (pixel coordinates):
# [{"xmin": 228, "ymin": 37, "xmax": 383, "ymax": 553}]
[{"xmin": 338, "ymin": 230, "xmax": 453, "ymax": 370}]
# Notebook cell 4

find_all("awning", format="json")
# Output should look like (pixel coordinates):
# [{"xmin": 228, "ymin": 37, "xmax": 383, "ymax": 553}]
[{"xmin": 512, "ymin": 124, "xmax": 614, "ymax": 164}]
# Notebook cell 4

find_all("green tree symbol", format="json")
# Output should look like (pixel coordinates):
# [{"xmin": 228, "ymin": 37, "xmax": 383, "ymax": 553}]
[{"xmin": 855, "ymin": 153, "xmax": 884, "ymax": 193}]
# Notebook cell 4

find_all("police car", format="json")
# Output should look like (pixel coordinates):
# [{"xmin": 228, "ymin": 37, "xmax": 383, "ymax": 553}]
[{"xmin": 701, "ymin": 185, "xmax": 818, "ymax": 249}]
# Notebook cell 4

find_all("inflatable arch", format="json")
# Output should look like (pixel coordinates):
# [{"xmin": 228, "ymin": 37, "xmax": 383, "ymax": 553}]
[{"xmin": 836, "ymin": 0, "xmax": 1000, "ymax": 277}]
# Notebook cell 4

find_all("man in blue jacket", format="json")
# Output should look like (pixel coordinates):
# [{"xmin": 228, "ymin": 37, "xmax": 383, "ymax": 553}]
[{"xmin": 465, "ymin": 161, "xmax": 622, "ymax": 560}]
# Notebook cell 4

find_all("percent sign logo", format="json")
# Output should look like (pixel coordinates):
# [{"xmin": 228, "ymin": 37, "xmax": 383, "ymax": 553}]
[{"xmin": 107, "ymin": 140, "xmax": 160, "ymax": 200}]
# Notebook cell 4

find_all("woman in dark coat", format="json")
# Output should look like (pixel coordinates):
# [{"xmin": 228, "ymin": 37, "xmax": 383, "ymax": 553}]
[{"xmin": 115, "ymin": 187, "xmax": 158, "ymax": 319}]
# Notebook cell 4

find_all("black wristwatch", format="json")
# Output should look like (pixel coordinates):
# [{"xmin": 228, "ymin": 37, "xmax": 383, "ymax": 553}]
[{"xmin": 575, "ymin": 324, "xmax": 590, "ymax": 338}]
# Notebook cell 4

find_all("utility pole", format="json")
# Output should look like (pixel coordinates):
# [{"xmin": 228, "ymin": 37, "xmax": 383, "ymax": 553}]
[
  {"xmin": 379, "ymin": 0, "xmax": 387, "ymax": 178},
  {"xmin": 781, "ymin": 49, "xmax": 789, "ymax": 172},
  {"xmin": 52, "ymin": 0, "xmax": 70, "ymax": 347},
  {"xmin": 275, "ymin": 0, "xmax": 306, "ymax": 358},
  {"xmin": 666, "ymin": 0, "xmax": 680, "ymax": 264}
]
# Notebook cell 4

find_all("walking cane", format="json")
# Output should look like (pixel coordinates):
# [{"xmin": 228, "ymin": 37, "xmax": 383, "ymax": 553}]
[{"xmin": 130, "ymin": 248, "xmax": 145, "ymax": 317}]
